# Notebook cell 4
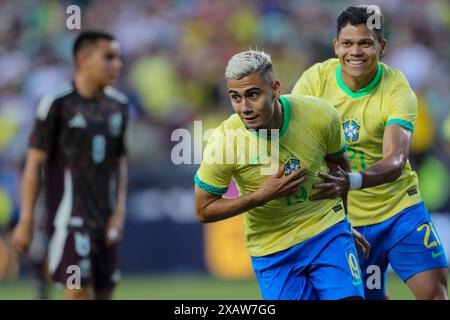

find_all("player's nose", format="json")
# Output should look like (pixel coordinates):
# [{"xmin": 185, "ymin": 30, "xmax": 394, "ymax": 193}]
[
  {"xmin": 241, "ymin": 98, "xmax": 253, "ymax": 114},
  {"xmin": 349, "ymin": 44, "xmax": 364, "ymax": 56}
]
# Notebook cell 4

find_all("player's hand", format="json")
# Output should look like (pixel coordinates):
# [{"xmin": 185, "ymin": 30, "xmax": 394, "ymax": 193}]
[
  {"xmin": 12, "ymin": 220, "xmax": 33, "ymax": 254},
  {"xmin": 309, "ymin": 170, "xmax": 350, "ymax": 200},
  {"xmin": 351, "ymin": 227, "xmax": 370, "ymax": 259},
  {"xmin": 253, "ymin": 164, "xmax": 308, "ymax": 204},
  {"xmin": 105, "ymin": 211, "xmax": 125, "ymax": 247}
]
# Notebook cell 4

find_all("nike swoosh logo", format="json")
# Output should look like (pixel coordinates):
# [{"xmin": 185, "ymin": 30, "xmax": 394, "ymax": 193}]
[
  {"xmin": 432, "ymin": 250, "xmax": 444, "ymax": 258},
  {"xmin": 352, "ymin": 279, "xmax": 362, "ymax": 286}
]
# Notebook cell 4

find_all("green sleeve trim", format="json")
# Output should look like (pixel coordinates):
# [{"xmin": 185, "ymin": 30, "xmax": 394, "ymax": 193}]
[
  {"xmin": 194, "ymin": 173, "xmax": 228, "ymax": 196},
  {"xmin": 386, "ymin": 118, "xmax": 414, "ymax": 132},
  {"xmin": 327, "ymin": 144, "xmax": 347, "ymax": 157},
  {"xmin": 336, "ymin": 64, "xmax": 382, "ymax": 98}
]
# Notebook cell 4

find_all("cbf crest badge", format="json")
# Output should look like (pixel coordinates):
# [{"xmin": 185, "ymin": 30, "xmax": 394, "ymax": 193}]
[
  {"xmin": 343, "ymin": 118, "xmax": 361, "ymax": 144},
  {"xmin": 109, "ymin": 113, "xmax": 123, "ymax": 137},
  {"xmin": 283, "ymin": 156, "xmax": 302, "ymax": 176}
]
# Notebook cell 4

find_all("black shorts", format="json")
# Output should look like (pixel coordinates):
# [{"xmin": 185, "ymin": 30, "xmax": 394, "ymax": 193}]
[{"xmin": 47, "ymin": 230, "xmax": 120, "ymax": 291}]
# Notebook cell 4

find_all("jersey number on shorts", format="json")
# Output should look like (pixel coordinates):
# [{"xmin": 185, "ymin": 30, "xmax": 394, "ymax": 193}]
[
  {"xmin": 347, "ymin": 252, "xmax": 362, "ymax": 284},
  {"xmin": 92, "ymin": 134, "xmax": 106, "ymax": 164},
  {"xmin": 417, "ymin": 222, "xmax": 442, "ymax": 249}
]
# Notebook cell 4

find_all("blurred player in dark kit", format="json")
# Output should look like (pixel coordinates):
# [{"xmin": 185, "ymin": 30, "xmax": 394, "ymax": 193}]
[{"xmin": 12, "ymin": 31, "xmax": 129, "ymax": 300}]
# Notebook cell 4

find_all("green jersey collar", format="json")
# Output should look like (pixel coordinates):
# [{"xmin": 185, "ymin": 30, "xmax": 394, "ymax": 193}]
[{"xmin": 336, "ymin": 64, "xmax": 382, "ymax": 98}]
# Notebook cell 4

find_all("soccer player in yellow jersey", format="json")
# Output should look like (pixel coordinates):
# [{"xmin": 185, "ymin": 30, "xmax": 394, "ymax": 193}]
[
  {"xmin": 292, "ymin": 6, "xmax": 448, "ymax": 300},
  {"xmin": 194, "ymin": 50, "xmax": 369, "ymax": 300}
]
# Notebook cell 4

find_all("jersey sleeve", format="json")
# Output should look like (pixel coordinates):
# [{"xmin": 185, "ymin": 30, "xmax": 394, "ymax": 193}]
[
  {"xmin": 291, "ymin": 63, "xmax": 322, "ymax": 97},
  {"xmin": 383, "ymin": 84, "xmax": 418, "ymax": 133},
  {"xmin": 29, "ymin": 97, "xmax": 60, "ymax": 154},
  {"xmin": 116, "ymin": 103, "xmax": 129, "ymax": 157},
  {"xmin": 325, "ymin": 106, "xmax": 347, "ymax": 156},
  {"xmin": 195, "ymin": 127, "xmax": 236, "ymax": 196}
]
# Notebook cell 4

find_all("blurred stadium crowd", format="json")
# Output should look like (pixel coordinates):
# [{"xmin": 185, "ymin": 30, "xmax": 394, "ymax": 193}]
[{"xmin": 1, "ymin": 0, "xmax": 450, "ymax": 278}]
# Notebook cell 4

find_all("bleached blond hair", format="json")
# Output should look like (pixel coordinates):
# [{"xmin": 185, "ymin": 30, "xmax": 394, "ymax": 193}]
[{"xmin": 225, "ymin": 50, "xmax": 274, "ymax": 84}]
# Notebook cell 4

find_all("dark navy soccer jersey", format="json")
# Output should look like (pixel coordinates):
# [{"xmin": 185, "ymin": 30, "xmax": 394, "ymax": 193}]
[{"xmin": 29, "ymin": 82, "xmax": 129, "ymax": 239}]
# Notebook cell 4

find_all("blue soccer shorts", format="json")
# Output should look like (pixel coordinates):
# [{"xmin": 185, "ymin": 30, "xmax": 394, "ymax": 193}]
[
  {"xmin": 251, "ymin": 219, "xmax": 365, "ymax": 300},
  {"xmin": 354, "ymin": 201, "xmax": 448, "ymax": 300}
]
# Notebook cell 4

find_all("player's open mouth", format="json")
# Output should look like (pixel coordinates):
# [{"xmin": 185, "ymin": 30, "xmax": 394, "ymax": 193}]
[
  {"xmin": 244, "ymin": 115, "xmax": 258, "ymax": 123},
  {"xmin": 346, "ymin": 59, "xmax": 366, "ymax": 66}
]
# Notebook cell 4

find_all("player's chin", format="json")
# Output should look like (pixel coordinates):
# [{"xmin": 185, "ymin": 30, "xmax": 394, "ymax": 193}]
[
  {"xmin": 246, "ymin": 120, "xmax": 269, "ymax": 132},
  {"xmin": 342, "ymin": 65, "xmax": 368, "ymax": 78},
  {"xmin": 242, "ymin": 117, "xmax": 261, "ymax": 129}
]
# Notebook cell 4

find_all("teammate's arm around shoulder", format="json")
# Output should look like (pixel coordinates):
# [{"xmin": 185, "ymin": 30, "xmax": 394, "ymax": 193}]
[
  {"xmin": 12, "ymin": 148, "xmax": 47, "ymax": 253},
  {"xmin": 195, "ymin": 165, "xmax": 307, "ymax": 223}
]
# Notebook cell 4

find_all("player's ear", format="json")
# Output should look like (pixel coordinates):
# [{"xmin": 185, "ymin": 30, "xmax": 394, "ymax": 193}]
[
  {"xmin": 75, "ymin": 50, "xmax": 89, "ymax": 70},
  {"xmin": 380, "ymin": 39, "xmax": 387, "ymax": 57},
  {"xmin": 272, "ymin": 80, "xmax": 281, "ymax": 100},
  {"xmin": 333, "ymin": 38, "xmax": 339, "ymax": 56},
  {"xmin": 76, "ymin": 46, "xmax": 96, "ymax": 70}
]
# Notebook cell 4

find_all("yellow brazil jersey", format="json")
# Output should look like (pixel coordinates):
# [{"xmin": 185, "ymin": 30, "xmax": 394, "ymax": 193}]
[
  {"xmin": 195, "ymin": 95, "xmax": 347, "ymax": 257},
  {"xmin": 291, "ymin": 58, "xmax": 421, "ymax": 227}
]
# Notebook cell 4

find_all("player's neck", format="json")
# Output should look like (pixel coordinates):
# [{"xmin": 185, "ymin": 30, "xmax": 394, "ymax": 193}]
[
  {"xmin": 269, "ymin": 98, "xmax": 283, "ymax": 133},
  {"xmin": 74, "ymin": 74, "xmax": 105, "ymax": 100},
  {"xmin": 340, "ymin": 67, "xmax": 378, "ymax": 92}
]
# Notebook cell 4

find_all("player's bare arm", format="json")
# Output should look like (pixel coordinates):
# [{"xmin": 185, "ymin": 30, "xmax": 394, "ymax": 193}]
[
  {"xmin": 105, "ymin": 155, "xmax": 128, "ymax": 246},
  {"xmin": 311, "ymin": 124, "xmax": 411, "ymax": 199},
  {"xmin": 359, "ymin": 124, "xmax": 411, "ymax": 187},
  {"xmin": 195, "ymin": 165, "xmax": 307, "ymax": 223},
  {"xmin": 12, "ymin": 148, "xmax": 47, "ymax": 254}
]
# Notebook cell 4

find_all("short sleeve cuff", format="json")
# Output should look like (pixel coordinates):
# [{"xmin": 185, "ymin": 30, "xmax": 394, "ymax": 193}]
[
  {"xmin": 386, "ymin": 118, "xmax": 414, "ymax": 132},
  {"xmin": 194, "ymin": 173, "xmax": 228, "ymax": 196},
  {"xmin": 327, "ymin": 144, "xmax": 347, "ymax": 157}
]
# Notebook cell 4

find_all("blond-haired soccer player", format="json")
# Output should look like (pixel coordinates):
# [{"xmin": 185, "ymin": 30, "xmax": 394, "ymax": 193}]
[
  {"xmin": 195, "ymin": 50, "xmax": 369, "ymax": 300},
  {"xmin": 292, "ymin": 6, "xmax": 448, "ymax": 300}
]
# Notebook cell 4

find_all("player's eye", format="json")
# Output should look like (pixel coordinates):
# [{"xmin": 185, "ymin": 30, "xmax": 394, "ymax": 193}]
[
  {"xmin": 342, "ymin": 41, "xmax": 351, "ymax": 47},
  {"xmin": 248, "ymin": 92, "xmax": 259, "ymax": 100},
  {"xmin": 104, "ymin": 53, "xmax": 118, "ymax": 60},
  {"xmin": 231, "ymin": 95, "xmax": 241, "ymax": 102}
]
